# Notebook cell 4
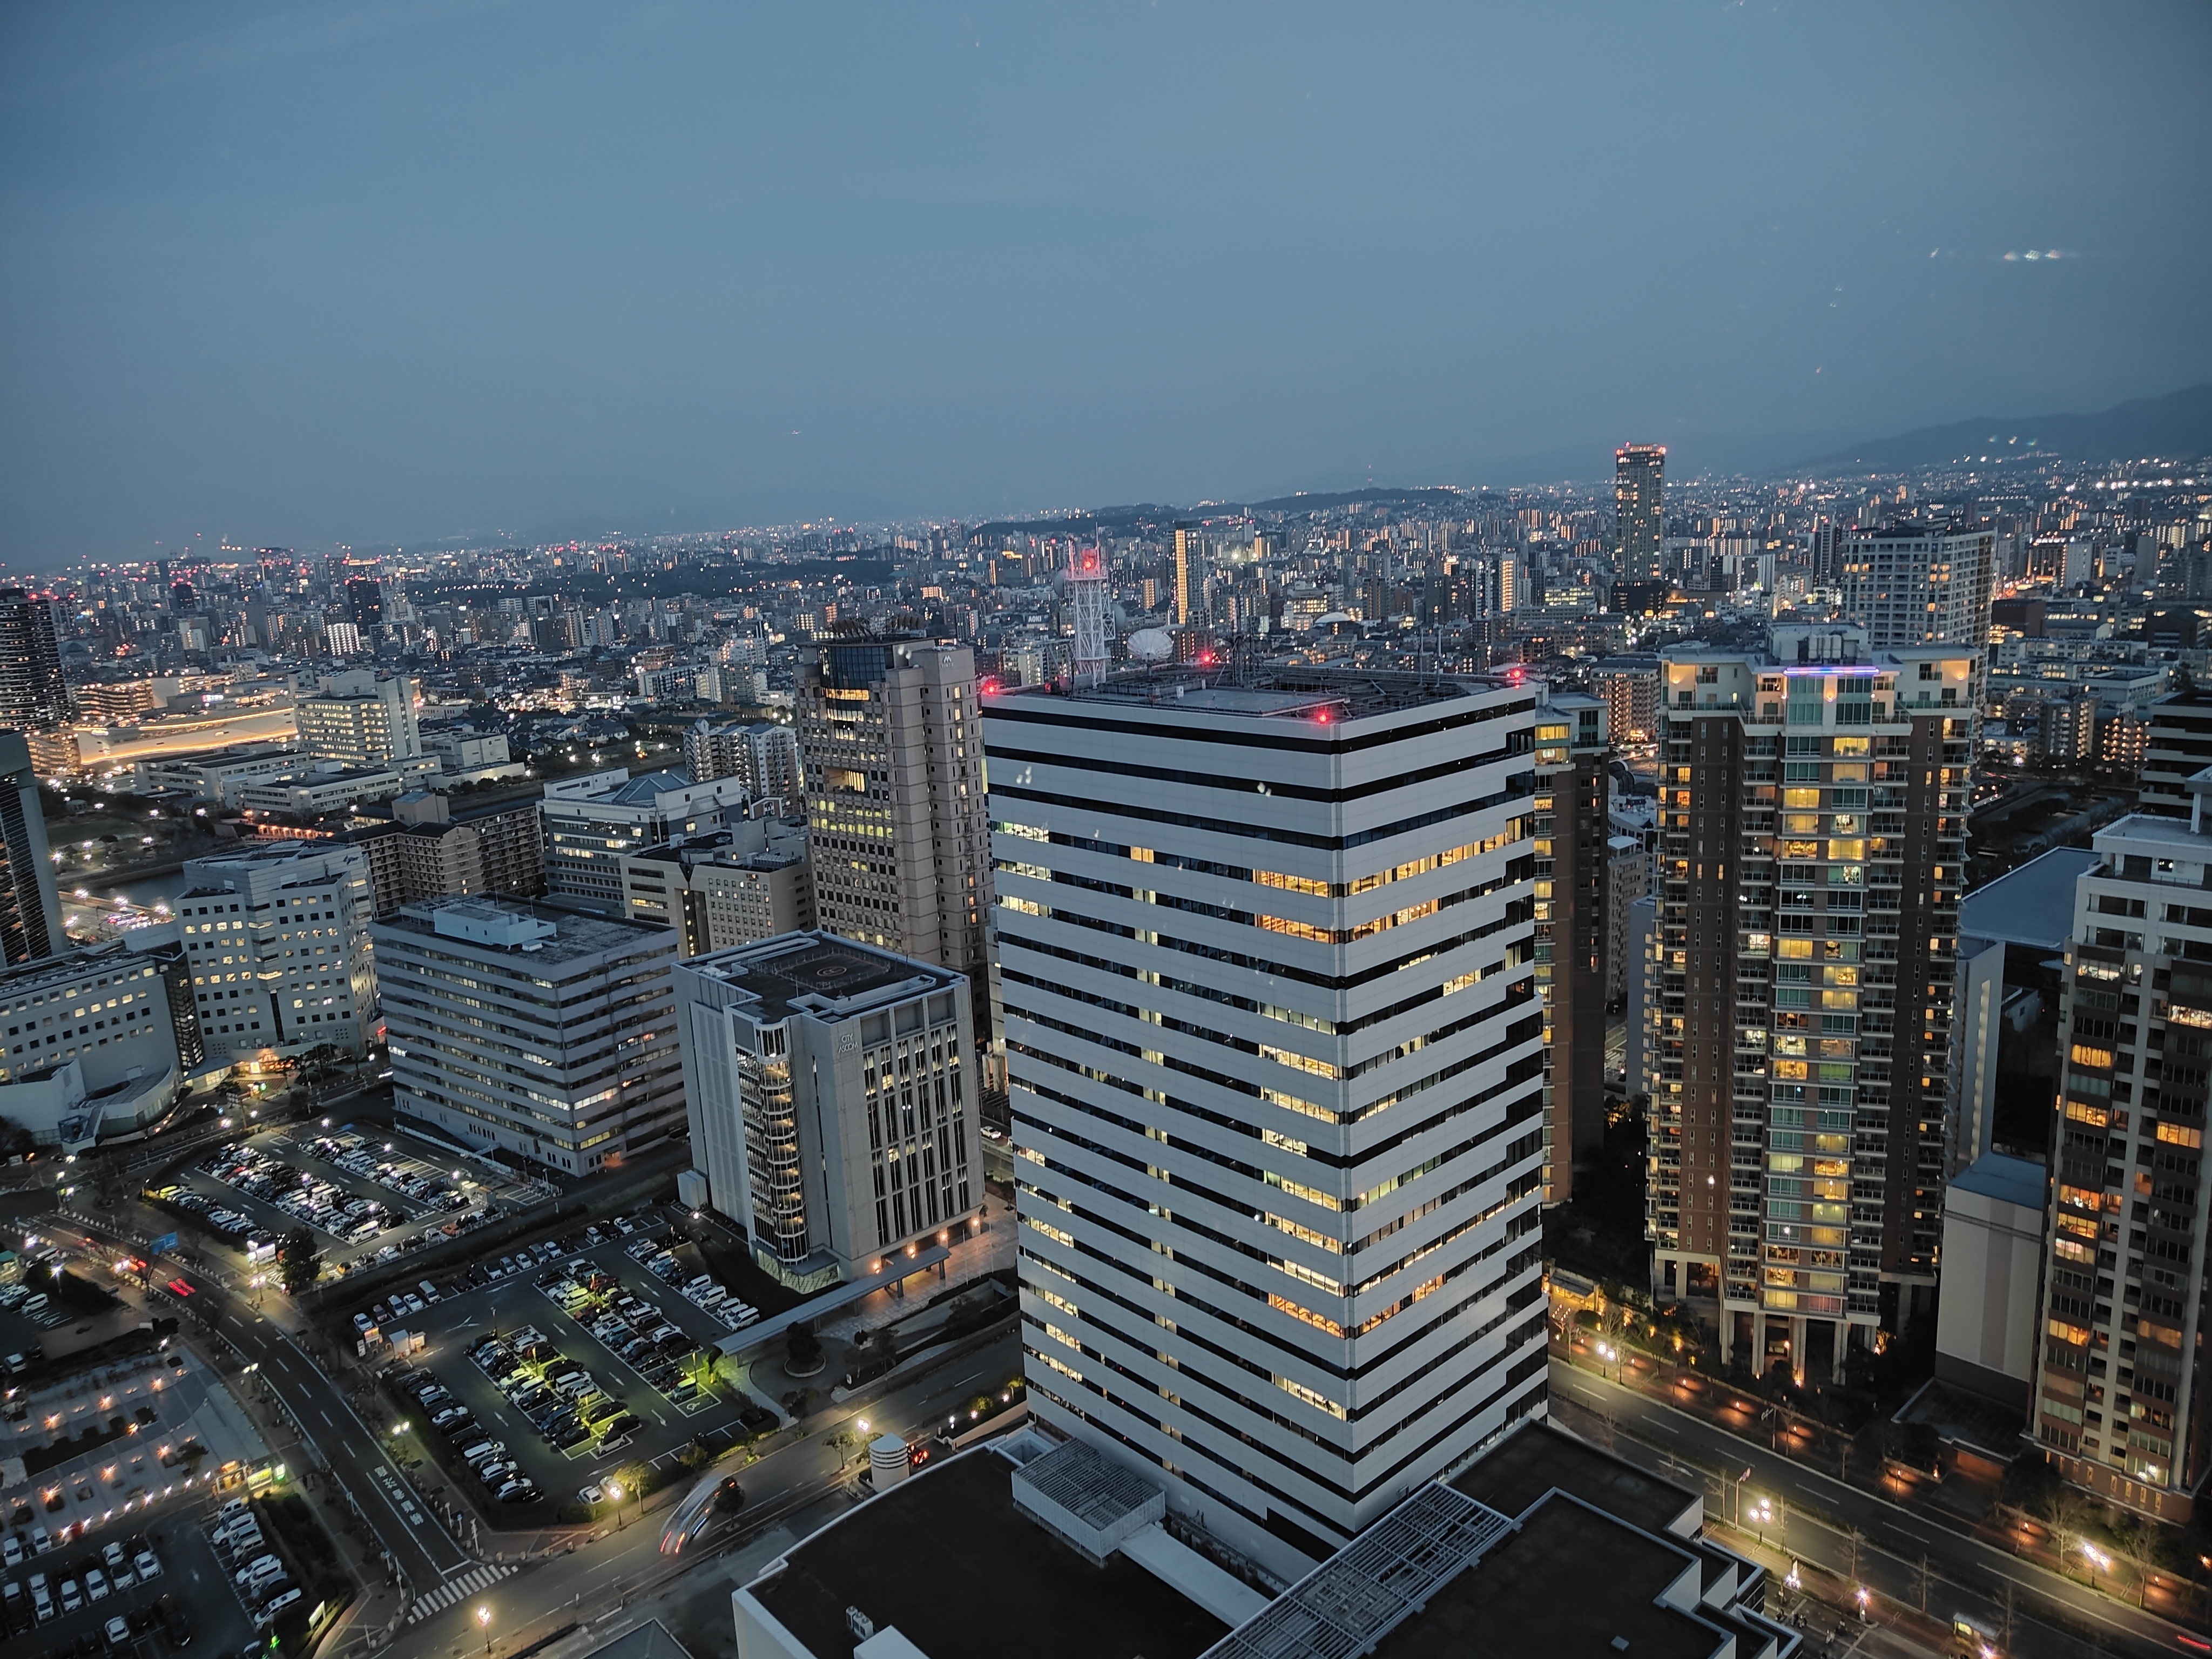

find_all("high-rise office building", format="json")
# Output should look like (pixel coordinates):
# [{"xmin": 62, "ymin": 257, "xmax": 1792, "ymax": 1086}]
[
  {"xmin": 538, "ymin": 765, "xmax": 752, "ymax": 912},
  {"xmin": 986, "ymin": 666, "xmax": 1547, "ymax": 1573},
  {"xmin": 0, "ymin": 588, "xmax": 68, "ymax": 734},
  {"xmin": 296, "ymin": 669, "xmax": 422, "ymax": 768},
  {"xmin": 0, "ymin": 733, "xmax": 63, "ymax": 969},
  {"xmin": 796, "ymin": 638, "xmax": 996, "ymax": 1057},
  {"xmin": 673, "ymin": 932, "xmax": 979, "ymax": 1282},
  {"xmin": 1838, "ymin": 522, "xmax": 1998, "ymax": 656},
  {"xmin": 175, "ymin": 840, "xmax": 378, "ymax": 1061},
  {"xmin": 1648, "ymin": 630, "xmax": 1977, "ymax": 1378},
  {"xmin": 682, "ymin": 719, "xmax": 803, "ymax": 804},
  {"xmin": 345, "ymin": 577, "xmax": 385, "ymax": 629},
  {"xmin": 375, "ymin": 896, "xmax": 684, "ymax": 1176},
  {"xmin": 1614, "ymin": 445, "xmax": 1667, "ymax": 582},
  {"xmin": 2030, "ymin": 783, "xmax": 2212, "ymax": 1519},
  {"xmin": 1534, "ymin": 692, "xmax": 1610, "ymax": 1205}
]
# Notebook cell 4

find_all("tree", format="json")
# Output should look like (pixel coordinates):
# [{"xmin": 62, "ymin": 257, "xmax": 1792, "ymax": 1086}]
[
  {"xmin": 278, "ymin": 1226, "xmax": 321, "ymax": 1296},
  {"xmin": 2110, "ymin": 1511, "xmax": 2173, "ymax": 1609},
  {"xmin": 787, "ymin": 1324, "xmax": 822, "ymax": 1372},
  {"xmin": 2036, "ymin": 1481, "xmax": 2092, "ymax": 1580}
]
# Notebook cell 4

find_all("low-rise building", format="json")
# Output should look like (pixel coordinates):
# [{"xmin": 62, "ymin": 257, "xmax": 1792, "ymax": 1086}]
[
  {"xmin": 238, "ymin": 765, "xmax": 417, "ymax": 818},
  {"xmin": 348, "ymin": 791, "xmax": 545, "ymax": 915},
  {"xmin": 133, "ymin": 744, "xmax": 308, "ymax": 807},
  {"xmin": 375, "ymin": 896, "xmax": 685, "ymax": 1176},
  {"xmin": 616, "ymin": 818, "xmax": 812, "ymax": 955},
  {"xmin": 0, "ymin": 938, "xmax": 186, "ymax": 1145},
  {"xmin": 673, "ymin": 932, "xmax": 978, "ymax": 1284},
  {"xmin": 541, "ymin": 766, "xmax": 753, "ymax": 912},
  {"xmin": 1935, "ymin": 1151, "xmax": 2047, "ymax": 1411}
]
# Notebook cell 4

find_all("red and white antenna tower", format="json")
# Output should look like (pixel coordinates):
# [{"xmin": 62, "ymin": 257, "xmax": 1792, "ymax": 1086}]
[{"xmin": 1069, "ymin": 544, "xmax": 1109, "ymax": 687}]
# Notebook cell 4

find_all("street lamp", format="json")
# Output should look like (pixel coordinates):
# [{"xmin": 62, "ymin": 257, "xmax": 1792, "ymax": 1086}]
[
  {"xmin": 1854, "ymin": 1586, "xmax": 1870, "ymax": 1622},
  {"xmin": 1752, "ymin": 1495, "xmax": 1773, "ymax": 1544},
  {"xmin": 2081, "ymin": 1541, "xmax": 2111, "ymax": 1589},
  {"xmin": 477, "ymin": 1605, "xmax": 491, "ymax": 1656}
]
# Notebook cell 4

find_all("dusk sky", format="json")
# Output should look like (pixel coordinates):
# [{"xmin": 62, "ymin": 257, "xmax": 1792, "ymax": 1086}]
[{"xmin": 2, "ymin": 2, "xmax": 2206, "ymax": 566}]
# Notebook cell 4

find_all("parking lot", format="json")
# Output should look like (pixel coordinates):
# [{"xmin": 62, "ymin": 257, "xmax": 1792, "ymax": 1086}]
[
  {"xmin": 151, "ymin": 1122, "xmax": 539, "ymax": 1281},
  {"xmin": 2, "ymin": 1496, "xmax": 252, "ymax": 1659},
  {"xmin": 374, "ymin": 1211, "xmax": 780, "ymax": 1512}
]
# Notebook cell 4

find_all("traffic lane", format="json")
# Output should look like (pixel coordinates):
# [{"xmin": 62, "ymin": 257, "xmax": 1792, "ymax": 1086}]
[{"xmin": 1550, "ymin": 1364, "xmax": 2187, "ymax": 1659}]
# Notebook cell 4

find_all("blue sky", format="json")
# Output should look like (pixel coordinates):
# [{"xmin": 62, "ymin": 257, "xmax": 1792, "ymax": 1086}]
[{"xmin": 1, "ymin": 2, "xmax": 2206, "ymax": 563}]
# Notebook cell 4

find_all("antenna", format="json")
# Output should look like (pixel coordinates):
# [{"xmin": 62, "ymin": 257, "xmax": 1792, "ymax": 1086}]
[{"xmin": 1069, "ymin": 544, "xmax": 1109, "ymax": 688}]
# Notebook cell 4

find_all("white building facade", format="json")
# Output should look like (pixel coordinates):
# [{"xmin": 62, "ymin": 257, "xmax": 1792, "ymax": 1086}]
[
  {"xmin": 984, "ymin": 667, "xmax": 1548, "ymax": 1569},
  {"xmin": 176, "ymin": 841, "xmax": 378, "ymax": 1061}
]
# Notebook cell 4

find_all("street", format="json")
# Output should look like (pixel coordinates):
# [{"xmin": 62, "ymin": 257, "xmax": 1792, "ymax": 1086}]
[{"xmin": 1549, "ymin": 1359, "xmax": 2200, "ymax": 1659}]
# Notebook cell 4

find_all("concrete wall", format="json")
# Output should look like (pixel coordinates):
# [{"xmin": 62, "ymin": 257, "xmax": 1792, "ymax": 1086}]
[{"xmin": 1934, "ymin": 1176, "xmax": 2045, "ymax": 1409}]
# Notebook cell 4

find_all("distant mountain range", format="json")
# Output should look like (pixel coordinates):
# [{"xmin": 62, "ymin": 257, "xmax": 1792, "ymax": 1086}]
[{"xmin": 1798, "ymin": 383, "xmax": 2212, "ymax": 473}]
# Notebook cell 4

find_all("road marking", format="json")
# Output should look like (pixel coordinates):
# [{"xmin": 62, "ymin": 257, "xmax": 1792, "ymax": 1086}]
[
  {"xmin": 406, "ymin": 1562, "xmax": 515, "ymax": 1622},
  {"xmin": 320, "ymin": 1410, "xmax": 334, "ymax": 1427}
]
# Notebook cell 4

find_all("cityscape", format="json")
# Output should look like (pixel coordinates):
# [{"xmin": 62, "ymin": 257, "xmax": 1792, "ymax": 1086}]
[{"xmin": 1, "ymin": 9, "xmax": 2209, "ymax": 1659}]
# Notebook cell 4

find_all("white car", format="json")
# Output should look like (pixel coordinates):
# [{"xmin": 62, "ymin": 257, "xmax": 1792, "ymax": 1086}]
[
  {"xmin": 105, "ymin": 1614, "xmax": 131, "ymax": 1650},
  {"xmin": 134, "ymin": 1549, "xmax": 162, "ymax": 1581},
  {"xmin": 577, "ymin": 1483, "xmax": 604, "ymax": 1505}
]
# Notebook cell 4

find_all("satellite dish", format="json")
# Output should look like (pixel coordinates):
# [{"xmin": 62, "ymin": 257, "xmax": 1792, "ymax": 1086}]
[{"xmin": 1127, "ymin": 628, "xmax": 1175, "ymax": 663}]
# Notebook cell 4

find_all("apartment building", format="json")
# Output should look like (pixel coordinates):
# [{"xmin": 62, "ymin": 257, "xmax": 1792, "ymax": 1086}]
[
  {"xmin": 1839, "ymin": 522, "xmax": 1997, "ymax": 658},
  {"xmin": 1649, "ymin": 629, "xmax": 1977, "ymax": 1380},
  {"xmin": 985, "ymin": 666, "xmax": 1547, "ymax": 1574},
  {"xmin": 349, "ymin": 791, "xmax": 546, "ymax": 915},
  {"xmin": 2030, "ymin": 782, "xmax": 2212, "ymax": 1520},
  {"xmin": 374, "ymin": 896, "xmax": 684, "ymax": 1176},
  {"xmin": 175, "ymin": 840, "xmax": 377, "ymax": 1061},
  {"xmin": 672, "ymin": 932, "xmax": 977, "ymax": 1283},
  {"xmin": 2137, "ymin": 691, "xmax": 2212, "ymax": 817},
  {"xmin": 682, "ymin": 719, "xmax": 802, "ymax": 804}
]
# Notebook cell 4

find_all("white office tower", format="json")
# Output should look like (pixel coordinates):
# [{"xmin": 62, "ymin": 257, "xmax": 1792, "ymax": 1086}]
[
  {"xmin": 176, "ymin": 840, "xmax": 378, "ymax": 1061},
  {"xmin": 375, "ymin": 897, "xmax": 684, "ymax": 1176},
  {"xmin": 985, "ymin": 667, "xmax": 1547, "ymax": 1573},
  {"xmin": 673, "ymin": 932, "xmax": 980, "ymax": 1284},
  {"xmin": 296, "ymin": 668, "xmax": 422, "ymax": 767}
]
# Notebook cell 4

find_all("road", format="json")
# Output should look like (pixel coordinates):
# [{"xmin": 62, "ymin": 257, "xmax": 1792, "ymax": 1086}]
[
  {"xmin": 45, "ymin": 1211, "xmax": 479, "ymax": 1596},
  {"xmin": 1550, "ymin": 1359, "xmax": 2201, "ymax": 1659},
  {"xmin": 387, "ymin": 1328, "xmax": 1026, "ymax": 1659}
]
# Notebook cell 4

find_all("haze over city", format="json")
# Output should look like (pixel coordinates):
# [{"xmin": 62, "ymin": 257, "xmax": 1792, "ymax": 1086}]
[{"xmin": 2, "ymin": 2, "xmax": 2208, "ymax": 564}]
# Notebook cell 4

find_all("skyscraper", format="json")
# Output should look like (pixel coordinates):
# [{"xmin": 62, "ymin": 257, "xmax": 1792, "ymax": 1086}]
[
  {"xmin": 1614, "ymin": 444, "xmax": 1666, "ymax": 582},
  {"xmin": 1839, "ymin": 522, "xmax": 1998, "ymax": 657},
  {"xmin": 1533, "ymin": 691, "xmax": 1610, "ymax": 1205},
  {"xmin": 2029, "ymin": 783, "xmax": 2212, "ymax": 1518},
  {"xmin": 1648, "ymin": 630, "xmax": 1977, "ymax": 1379},
  {"xmin": 796, "ymin": 637, "xmax": 996, "ymax": 1057},
  {"xmin": 1172, "ymin": 522, "xmax": 1201, "ymax": 627},
  {"xmin": 0, "ymin": 588, "xmax": 68, "ymax": 733},
  {"xmin": 986, "ymin": 666, "xmax": 1547, "ymax": 1572},
  {"xmin": 0, "ymin": 733, "xmax": 63, "ymax": 968}
]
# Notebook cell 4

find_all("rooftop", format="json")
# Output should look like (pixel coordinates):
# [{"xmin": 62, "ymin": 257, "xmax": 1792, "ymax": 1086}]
[
  {"xmin": 1960, "ymin": 845, "xmax": 2099, "ymax": 951},
  {"xmin": 608, "ymin": 768, "xmax": 696, "ymax": 804},
  {"xmin": 1363, "ymin": 1494, "xmax": 1726, "ymax": 1659},
  {"xmin": 995, "ymin": 665, "xmax": 1514, "ymax": 724},
  {"xmin": 1950, "ymin": 1150, "xmax": 2048, "ymax": 1211},
  {"xmin": 685, "ymin": 932, "xmax": 954, "ymax": 1023},
  {"xmin": 1447, "ymin": 1420, "xmax": 1701, "ymax": 1540},
  {"xmin": 376, "ymin": 896, "xmax": 675, "ymax": 963},
  {"xmin": 746, "ymin": 1448, "xmax": 1228, "ymax": 1659}
]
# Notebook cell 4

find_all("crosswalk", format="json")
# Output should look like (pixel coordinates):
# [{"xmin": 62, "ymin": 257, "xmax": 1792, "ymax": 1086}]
[{"xmin": 407, "ymin": 1562, "xmax": 517, "ymax": 1623}]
